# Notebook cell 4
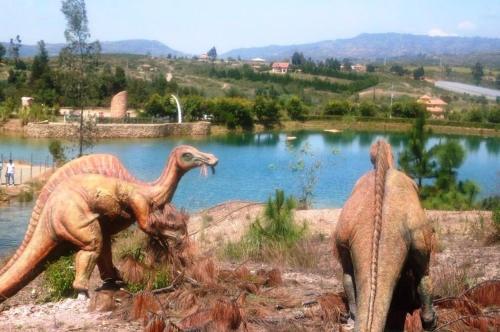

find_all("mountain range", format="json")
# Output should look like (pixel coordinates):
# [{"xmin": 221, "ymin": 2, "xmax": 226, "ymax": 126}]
[
  {"xmin": 3, "ymin": 33, "xmax": 500, "ymax": 61},
  {"xmin": 221, "ymin": 33, "xmax": 500, "ymax": 60},
  {"xmin": 0, "ymin": 39, "xmax": 184, "ymax": 58}
]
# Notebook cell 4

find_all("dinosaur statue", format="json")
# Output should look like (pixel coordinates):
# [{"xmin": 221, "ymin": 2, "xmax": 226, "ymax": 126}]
[
  {"xmin": 334, "ymin": 140, "xmax": 436, "ymax": 331},
  {"xmin": 0, "ymin": 145, "xmax": 218, "ymax": 302}
]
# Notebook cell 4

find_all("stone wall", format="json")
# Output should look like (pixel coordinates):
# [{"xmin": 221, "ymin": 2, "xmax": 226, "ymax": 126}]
[{"xmin": 23, "ymin": 121, "xmax": 211, "ymax": 138}]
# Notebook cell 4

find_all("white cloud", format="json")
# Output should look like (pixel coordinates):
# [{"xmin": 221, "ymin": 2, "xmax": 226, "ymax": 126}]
[
  {"xmin": 458, "ymin": 20, "xmax": 476, "ymax": 30},
  {"xmin": 427, "ymin": 28, "xmax": 457, "ymax": 37}
]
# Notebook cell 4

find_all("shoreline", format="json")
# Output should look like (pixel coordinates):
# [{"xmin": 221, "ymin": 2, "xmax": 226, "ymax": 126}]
[{"xmin": 2, "ymin": 118, "xmax": 499, "ymax": 139}]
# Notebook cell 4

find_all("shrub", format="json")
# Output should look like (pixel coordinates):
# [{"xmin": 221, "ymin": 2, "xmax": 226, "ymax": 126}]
[
  {"xmin": 210, "ymin": 97, "xmax": 254, "ymax": 130},
  {"xmin": 222, "ymin": 190, "xmax": 306, "ymax": 262},
  {"xmin": 324, "ymin": 100, "xmax": 351, "ymax": 116},
  {"xmin": 43, "ymin": 254, "xmax": 76, "ymax": 301},
  {"xmin": 391, "ymin": 101, "xmax": 426, "ymax": 118},
  {"xmin": 358, "ymin": 101, "xmax": 378, "ymax": 117},
  {"xmin": 487, "ymin": 107, "xmax": 500, "ymax": 124},
  {"xmin": 253, "ymin": 96, "xmax": 281, "ymax": 128},
  {"xmin": 49, "ymin": 140, "xmax": 67, "ymax": 166},
  {"xmin": 467, "ymin": 108, "xmax": 486, "ymax": 123},
  {"xmin": 285, "ymin": 95, "xmax": 307, "ymax": 121}
]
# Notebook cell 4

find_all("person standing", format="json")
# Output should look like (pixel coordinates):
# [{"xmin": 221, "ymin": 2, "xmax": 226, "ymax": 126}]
[{"xmin": 6, "ymin": 159, "xmax": 15, "ymax": 186}]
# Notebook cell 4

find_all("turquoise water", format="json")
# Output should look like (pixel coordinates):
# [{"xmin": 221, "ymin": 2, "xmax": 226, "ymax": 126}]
[{"xmin": 0, "ymin": 131, "xmax": 499, "ymax": 252}]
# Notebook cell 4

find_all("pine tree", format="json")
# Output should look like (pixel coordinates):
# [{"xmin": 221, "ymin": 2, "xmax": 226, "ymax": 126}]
[{"xmin": 398, "ymin": 109, "xmax": 436, "ymax": 187}]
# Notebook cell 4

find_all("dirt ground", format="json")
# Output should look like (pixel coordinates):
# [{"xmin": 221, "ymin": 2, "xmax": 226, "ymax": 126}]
[{"xmin": 0, "ymin": 201, "xmax": 498, "ymax": 331}]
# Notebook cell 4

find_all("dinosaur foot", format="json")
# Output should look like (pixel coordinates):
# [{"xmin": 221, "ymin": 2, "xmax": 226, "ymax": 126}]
[
  {"xmin": 95, "ymin": 279, "xmax": 125, "ymax": 292},
  {"xmin": 421, "ymin": 310, "xmax": 437, "ymax": 331},
  {"xmin": 76, "ymin": 291, "xmax": 89, "ymax": 301}
]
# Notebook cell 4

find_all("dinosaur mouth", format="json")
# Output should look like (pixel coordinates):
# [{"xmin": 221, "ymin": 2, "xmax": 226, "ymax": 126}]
[{"xmin": 196, "ymin": 153, "xmax": 218, "ymax": 176}]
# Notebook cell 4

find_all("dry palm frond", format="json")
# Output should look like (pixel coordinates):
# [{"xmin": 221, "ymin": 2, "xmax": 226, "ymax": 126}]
[
  {"xmin": 211, "ymin": 298, "xmax": 242, "ymax": 330},
  {"xmin": 317, "ymin": 292, "xmax": 347, "ymax": 323},
  {"xmin": 144, "ymin": 314, "xmax": 167, "ymax": 332},
  {"xmin": 120, "ymin": 256, "xmax": 147, "ymax": 284},
  {"xmin": 435, "ymin": 297, "xmax": 482, "ymax": 315},
  {"xmin": 132, "ymin": 291, "xmax": 161, "ymax": 321},
  {"xmin": 189, "ymin": 258, "xmax": 218, "ymax": 285},
  {"xmin": 461, "ymin": 279, "xmax": 500, "ymax": 307},
  {"xmin": 266, "ymin": 268, "xmax": 283, "ymax": 287}
]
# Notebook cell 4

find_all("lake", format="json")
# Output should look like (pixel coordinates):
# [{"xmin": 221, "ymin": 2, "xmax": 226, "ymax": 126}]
[{"xmin": 0, "ymin": 130, "xmax": 499, "ymax": 253}]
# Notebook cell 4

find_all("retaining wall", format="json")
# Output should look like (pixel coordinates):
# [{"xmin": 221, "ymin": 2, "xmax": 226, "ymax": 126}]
[{"xmin": 23, "ymin": 121, "xmax": 211, "ymax": 138}]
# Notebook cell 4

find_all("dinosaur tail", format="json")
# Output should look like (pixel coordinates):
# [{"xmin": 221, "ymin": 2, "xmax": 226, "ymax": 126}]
[
  {"xmin": 356, "ymin": 140, "xmax": 406, "ymax": 332},
  {"xmin": 0, "ymin": 221, "xmax": 58, "ymax": 303}
]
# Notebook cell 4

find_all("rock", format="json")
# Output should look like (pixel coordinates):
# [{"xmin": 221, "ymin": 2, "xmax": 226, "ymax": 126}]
[{"xmin": 110, "ymin": 91, "xmax": 128, "ymax": 118}]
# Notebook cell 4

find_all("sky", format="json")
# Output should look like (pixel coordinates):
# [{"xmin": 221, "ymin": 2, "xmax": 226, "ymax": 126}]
[{"xmin": 1, "ymin": 0, "xmax": 500, "ymax": 54}]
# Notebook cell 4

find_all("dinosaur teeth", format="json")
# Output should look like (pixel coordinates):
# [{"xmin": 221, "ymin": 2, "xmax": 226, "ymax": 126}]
[{"xmin": 200, "ymin": 164, "xmax": 208, "ymax": 177}]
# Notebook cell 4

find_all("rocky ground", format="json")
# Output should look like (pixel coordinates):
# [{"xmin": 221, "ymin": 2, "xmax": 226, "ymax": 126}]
[{"xmin": 0, "ymin": 201, "xmax": 499, "ymax": 331}]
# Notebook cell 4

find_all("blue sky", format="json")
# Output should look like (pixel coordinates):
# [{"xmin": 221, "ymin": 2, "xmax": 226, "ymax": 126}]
[{"xmin": 1, "ymin": 0, "xmax": 499, "ymax": 54}]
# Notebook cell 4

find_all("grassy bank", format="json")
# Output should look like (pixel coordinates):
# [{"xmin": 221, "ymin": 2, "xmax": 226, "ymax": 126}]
[{"xmin": 213, "ymin": 117, "xmax": 500, "ymax": 137}]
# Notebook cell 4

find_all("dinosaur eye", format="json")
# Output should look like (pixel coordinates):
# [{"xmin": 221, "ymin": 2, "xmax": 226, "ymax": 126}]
[{"xmin": 182, "ymin": 153, "xmax": 193, "ymax": 162}]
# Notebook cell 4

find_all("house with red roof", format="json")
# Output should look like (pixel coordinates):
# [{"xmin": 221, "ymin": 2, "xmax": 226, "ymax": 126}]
[{"xmin": 271, "ymin": 62, "xmax": 289, "ymax": 74}]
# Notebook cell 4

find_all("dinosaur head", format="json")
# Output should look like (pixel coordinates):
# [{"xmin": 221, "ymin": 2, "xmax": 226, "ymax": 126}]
[
  {"xmin": 369, "ymin": 140, "xmax": 394, "ymax": 168},
  {"xmin": 172, "ymin": 145, "xmax": 218, "ymax": 174}
]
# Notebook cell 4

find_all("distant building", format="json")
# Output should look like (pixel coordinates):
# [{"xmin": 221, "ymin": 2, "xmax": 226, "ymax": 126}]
[
  {"xmin": 21, "ymin": 97, "xmax": 34, "ymax": 108},
  {"xmin": 352, "ymin": 64, "xmax": 367, "ymax": 73},
  {"xmin": 60, "ymin": 91, "xmax": 137, "ymax": 119},
  {"xmin": 418, "ymin": 95, "xmax": 448, "ymax": 119},
  {"xmin": 249, "ymin": 57, "xmax": 267, "ymax": 69},
  {"xmin": 198, "ymin": 53, "xmax": 210, "ymax": 62},
  {"xmin": 271, "ymin": 62, "xmax": 289, "ymax": 74}
]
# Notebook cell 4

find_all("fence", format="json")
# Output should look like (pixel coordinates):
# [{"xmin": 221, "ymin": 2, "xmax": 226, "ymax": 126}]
[{"xmin": 0, "ymin": 153, "xmax": 55, "ymax": 186}]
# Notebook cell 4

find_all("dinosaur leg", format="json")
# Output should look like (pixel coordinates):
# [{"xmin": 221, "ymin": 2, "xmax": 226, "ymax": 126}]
[
  {"xmin": 338, "ymin": 245, "xmax": 357, "ymax": 322},
  {"xmin": 95, "ymin": 233, "xmax": 123, "ymax": 291},
  {"xmin": 66, "ymin": 215, "xmax": 103, "ymax": 296},
  {"xmin": 411, "ymin": 250, "xmax": 437, "ymax": 330}
]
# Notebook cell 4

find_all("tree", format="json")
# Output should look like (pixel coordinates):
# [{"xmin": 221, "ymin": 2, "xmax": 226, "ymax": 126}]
[
  {"xmin": 324, "ymin": 100, "xmax": 351, "ymax": 116},
  {"xmin": 31, "ymin": 40, "xmax": 50, "ymax": 82},
  {"xmin": 325, "ymin": 58, "xmax": 341, "ymax": 71},
  {"xmin": 254, "ymin": 96, "xmax": 281, "ymax": 128},
  {"xmin": 286, "ymin": 96, "xmax": 307, "ymax": 121},
  {"xmin": 342, "ymin": 58, "xmax": 352, "ymax": 71},
  {"xmin": 390, "ymin": 64, "xmax": 406, "ymax": 76},
  {"xmin": 366, "ymin": 64, "xmax": 376, "ymax": 73},
  {"xmin": 398, "ymin": 109, "xmax": 436, "ymax": 187},
  {"xmin": 291, "ymin": 52, "xmax": 306, "ymax": 66},
  {"xmin": 8, "ymin": 35, "xmax": 21, "ymax": 63},
  {"xmin": 207, "ymin": 46, "xmax": 217, "ymax": 60},
  {"xmin": 60, "ymin": 0, "xmax": 101, "ymax": 157},
  {"xmin": 144, "ymin": 93, "xmax": 167, "ymax": 117},
  {"xmin": 444, "ymin": 64, "xmax": 452, "ymax": 77},
  {"xmin": 432, "ymin": 140, "xmax": 465, "ymax": 189},
  {"xmin": 471, "ymin": 62, "xmax": 484, "ymax": 85},
  {"xmin": 413, "ymin": 66, "xmax": 425, "ymax": 80},
  {"xmin": 0, "ymin": 43, "xmax": 6, "ymax": 62},
  {"xmin": 112, "ymin": 66, "xmax": 127, "ymax": 94}
]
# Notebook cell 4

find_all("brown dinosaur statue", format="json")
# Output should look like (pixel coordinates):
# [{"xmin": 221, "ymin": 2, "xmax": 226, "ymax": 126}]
[
  {"xmin": 334, "ymin": 140, "xmax": 436, "ymax": 331},
  {"xmin": 0, "ymin": 145, "xmax": 217, "ymax": 302}
]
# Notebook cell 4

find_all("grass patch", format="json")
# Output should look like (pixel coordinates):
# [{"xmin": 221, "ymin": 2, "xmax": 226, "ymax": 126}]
[
  {"xmin": 432, "ymin": 261, "xmax": 476, "ymax": 299},
  {"xmin": 220, "ymin": 190, "xmax": 316, "ymax": 268},
  {"xmin": 42, "ymin": 254, "xmax": 76, "ymax": 301}
]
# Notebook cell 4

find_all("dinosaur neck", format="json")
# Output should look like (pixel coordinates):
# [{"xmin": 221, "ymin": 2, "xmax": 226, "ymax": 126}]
[{"xmin": 149, "ymin": 155, "xmax": 186, "ymax": 206}]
